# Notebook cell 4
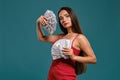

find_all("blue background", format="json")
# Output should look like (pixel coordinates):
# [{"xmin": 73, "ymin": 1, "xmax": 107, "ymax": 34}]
[{"xmin": 0, "ymin": 0, "xmax": 120, "ymax": 80}]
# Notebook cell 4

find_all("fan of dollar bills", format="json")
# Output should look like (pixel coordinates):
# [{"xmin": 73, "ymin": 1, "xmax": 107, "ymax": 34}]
[{"xmin": 44, "ymin": 10, "xmax": 57, "ymax": 35}]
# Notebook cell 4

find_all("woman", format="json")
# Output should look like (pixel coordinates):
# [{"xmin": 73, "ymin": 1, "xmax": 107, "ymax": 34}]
[{"xmin": 36, "ymin": 7, "xmax": 96, "ymax": 80}]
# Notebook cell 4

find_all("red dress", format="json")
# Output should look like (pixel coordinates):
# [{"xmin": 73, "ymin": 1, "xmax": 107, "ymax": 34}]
[{"xmin": 48, "ymin": 35, "xmax": 80, "ymax": 80}]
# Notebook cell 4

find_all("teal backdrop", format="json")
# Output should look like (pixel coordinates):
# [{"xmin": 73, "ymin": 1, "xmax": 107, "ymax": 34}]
[{"xmin": 0, "ymin": 0, "xmax": 120, "ymax": 80}]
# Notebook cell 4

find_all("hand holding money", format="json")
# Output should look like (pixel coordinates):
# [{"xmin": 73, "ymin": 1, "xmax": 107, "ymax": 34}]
[{"xmin": 44, "ymin": 10, "xmax": 57, "ymax": 35}]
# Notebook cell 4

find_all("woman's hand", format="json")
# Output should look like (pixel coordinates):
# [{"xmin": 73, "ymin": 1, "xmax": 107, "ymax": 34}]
[
  {"xmin": 62, "ymin": 48, "xmax": 76, "ymax": 60},
  {"xmin": 37, "ymin": 16, "xmax": 48, "ymax": 26}
]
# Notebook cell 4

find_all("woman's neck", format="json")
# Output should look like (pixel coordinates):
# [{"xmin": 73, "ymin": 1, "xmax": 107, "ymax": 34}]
[
  {"xmin": 65, "ymin": 30, "xmax": 76, "ymax": 39},
  {"xmin": 67, "ymin": 27, "xmax": 73, "ymax": 34}
]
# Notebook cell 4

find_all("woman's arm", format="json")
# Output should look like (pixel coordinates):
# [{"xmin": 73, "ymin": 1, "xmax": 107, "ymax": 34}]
[
  {"xmin": 36, "ymin": 16, "xmax": 59, "ymax": 43},
  {"xmin": 62, "ymin": 34, "xmax": 96, "ymax": 64},
  {"xmin": 73, "ymin": 34, "xmax": 96, "ymax": 64}
]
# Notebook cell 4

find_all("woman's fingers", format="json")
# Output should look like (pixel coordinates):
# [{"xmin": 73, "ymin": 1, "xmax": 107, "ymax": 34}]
[
  {"xmin": 42, "ymin": 16, "xmax": 47, "ymax": 21},
  {"xmin": 62, "ymin": 48, "xmax": 73, "ymax": 55},
  {"xmin": 40, "ymin": 16, "xmax": 47, "ymax": 26},
  {"xmin": 62, "ymin": 48, "xmax": 69, "ymax": 52},
  {"xmin": 62, "ymin": 48, "xmax": 75, "ymax": 59},
  {"xmin": 37, "ymin": 16, "xmax": 48, "ymax": 26}
]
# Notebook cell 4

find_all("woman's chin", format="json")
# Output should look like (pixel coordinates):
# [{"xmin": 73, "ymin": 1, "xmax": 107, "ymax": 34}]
[{"xmin": 63, "ymin": 25, "xmax": 71, "ymax": 29}]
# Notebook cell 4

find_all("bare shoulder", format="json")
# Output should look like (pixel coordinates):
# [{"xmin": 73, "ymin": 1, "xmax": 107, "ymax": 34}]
[
  {"xmin": 49, "ymin": 34, "xmax": 64, "ymax": 39},
  {"xmin": 77, "ymin": 34, "xmax": 89, "ymax": 45},
  {"xmin": 77, "ymin": 34, "xmax": 86, "ymax": 39},
  {"xmin": 47, "ymin": 34, "xmax": 64, "ymax": 43}
]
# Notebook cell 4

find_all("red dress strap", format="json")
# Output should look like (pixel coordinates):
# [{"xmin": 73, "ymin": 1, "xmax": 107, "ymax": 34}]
[{"xmin": 72, "ymin": 34, "xmax": 79, "ymax": 45}]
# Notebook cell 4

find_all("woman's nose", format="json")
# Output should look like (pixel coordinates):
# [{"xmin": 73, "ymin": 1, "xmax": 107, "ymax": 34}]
[{"xmin": 62, "ymin": 17, "xmax": 66, "ymax": 22}]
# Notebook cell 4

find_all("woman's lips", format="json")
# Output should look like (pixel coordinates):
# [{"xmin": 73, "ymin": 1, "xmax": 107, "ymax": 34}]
[{"xmin": 63, "ymin": 22, "xmax": 68, "ymax": 26}]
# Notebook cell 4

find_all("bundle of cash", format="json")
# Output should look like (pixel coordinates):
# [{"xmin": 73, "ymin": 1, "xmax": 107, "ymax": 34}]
[{"xmin": 44, "ymin": 10, "xmax": 57, "ymax": 35}]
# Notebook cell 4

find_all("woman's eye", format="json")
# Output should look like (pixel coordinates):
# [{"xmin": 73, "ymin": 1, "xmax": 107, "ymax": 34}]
[
  {"xmin": 66, "ymin": 15, "xmax": 70, "ymax": 17},
  {"xmin": 59, "ymin": 17, "xmax": 63, "ymax": 20}
]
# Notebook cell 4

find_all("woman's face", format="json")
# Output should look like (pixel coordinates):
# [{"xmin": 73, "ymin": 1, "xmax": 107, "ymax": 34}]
[{"xmin": 59, "ymin": 10, "xmax": 72, "ymax": 28}]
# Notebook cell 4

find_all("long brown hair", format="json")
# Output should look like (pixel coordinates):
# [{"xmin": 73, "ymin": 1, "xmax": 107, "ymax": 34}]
[{"xmin": 58, "ymin": 7, "xmax": 87, "ymax": 75}]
